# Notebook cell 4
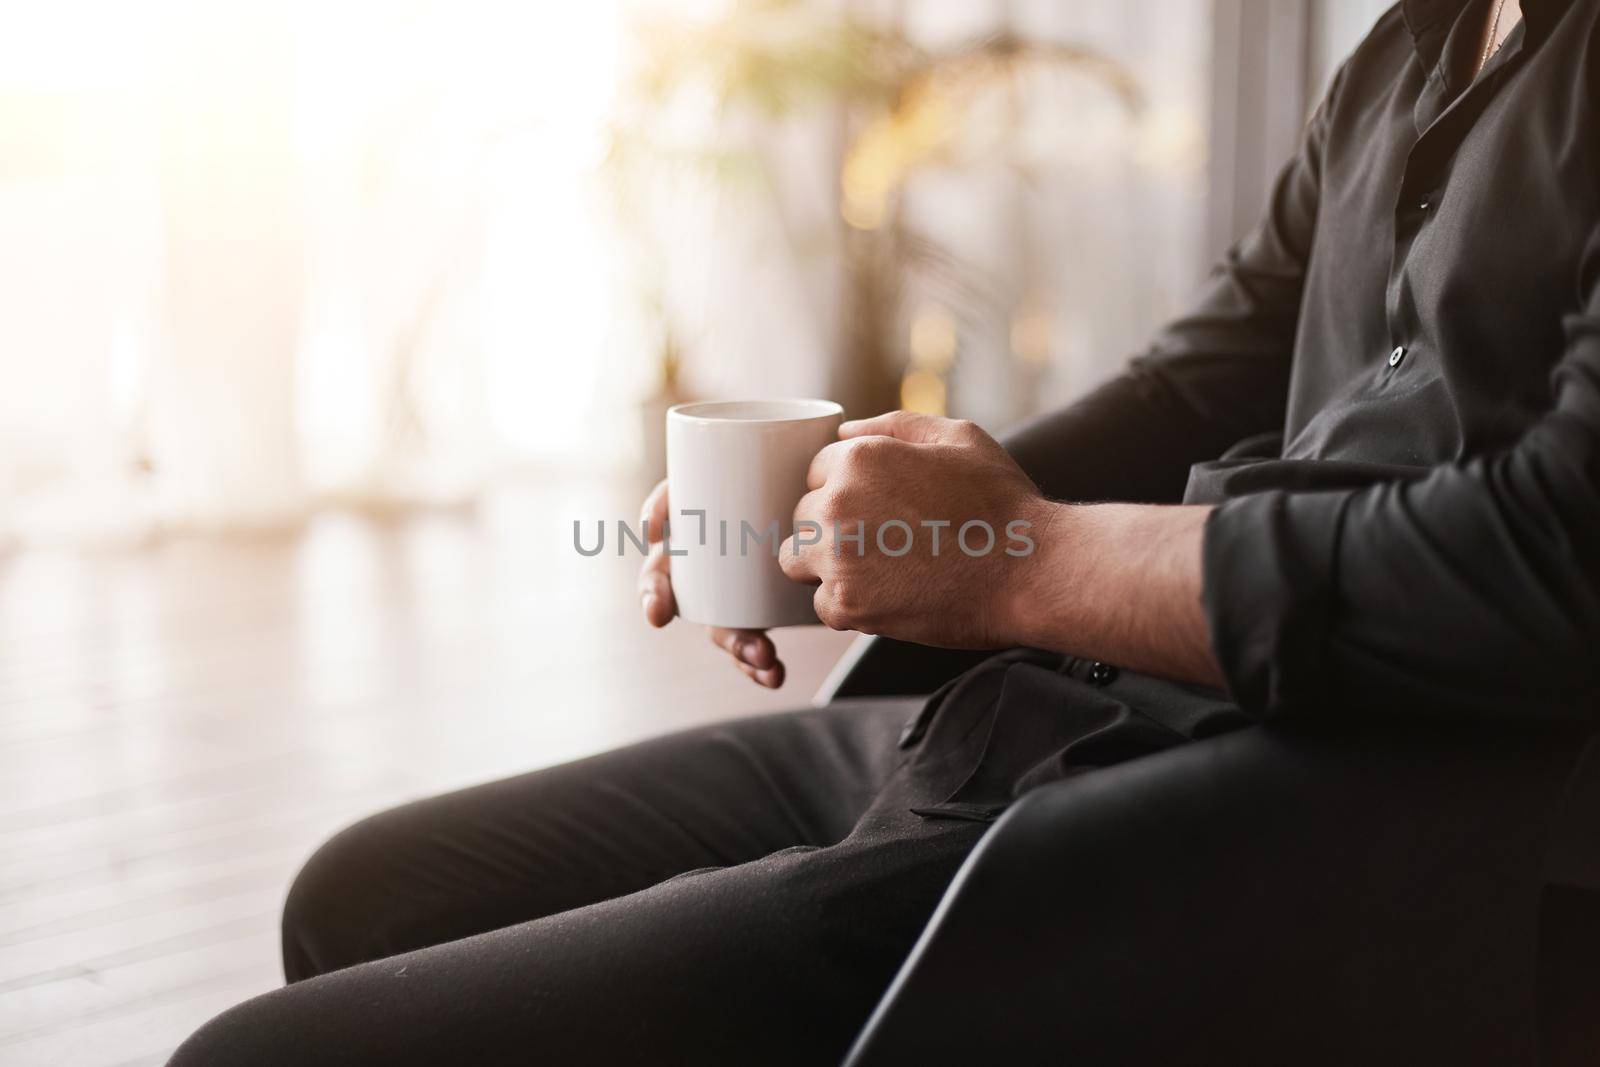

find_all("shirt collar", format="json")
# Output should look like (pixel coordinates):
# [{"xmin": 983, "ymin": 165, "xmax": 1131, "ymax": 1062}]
[{"xmin": 1402, "ymin": 0, "xmax": 1557, "ymax": 69}]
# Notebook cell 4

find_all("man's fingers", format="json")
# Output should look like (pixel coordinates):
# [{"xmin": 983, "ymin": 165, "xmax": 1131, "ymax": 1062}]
[
  {"xmin": 806, "ymin": 440, "xmax": 850, "ymax": 490},
  {"xmin": 838, "ymin": 410, "xmax": 960, "ymax": 445},
  {"xmin": 708, "ymin": 627, "xmax": 777, "ymax": 670},
  {"xmin": 784, "ymin": 489, "xmax": 828, "ymax": 582},
  {"xmin": 735, "ymin": 657, "xmax": 786, "ymax": 689},
  {"xmin": 640, "ymin": 479, "xmax": 670, "ymax": 543},
  {"xmin": 709, "ymin": 628, "xmax": 785, "ymax": 687},
  {"xmin": 812, "ymin": 409, "xmax": 993, "ymax": 495},
  {"xmin": 780, "ymin": 530, "xmax": 822, "ymax": 583},
  {"xmin": 637, "ymin": 481, "xmax": 675, "ymax": 626},
  {"xmin": 638, "ymin": 541, "xmax": 677, "ymax": 627},
  {"xmin": 806, "ymin": 435, "xmax": 906, "ymax": 490}
]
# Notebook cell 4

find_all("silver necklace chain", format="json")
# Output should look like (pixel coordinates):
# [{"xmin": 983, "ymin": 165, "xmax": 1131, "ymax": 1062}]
[{"xmin": 1480, "ymin": 0, "xmax": 1510, "ymax": 75}]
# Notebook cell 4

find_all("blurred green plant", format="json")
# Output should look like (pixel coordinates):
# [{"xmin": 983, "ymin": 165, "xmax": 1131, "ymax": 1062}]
[{"xmin": 605, "ymin": 0, "xmax": 1142, "ymax": 417}]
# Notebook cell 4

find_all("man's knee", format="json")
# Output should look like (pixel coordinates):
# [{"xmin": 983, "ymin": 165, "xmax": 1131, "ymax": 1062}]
[
  {"xmin": 281, "ymin": 812, "xmax": 401, "ymax": 981},
  {"xmin": 167, "ymin": 985, "xmax": 303, "ymax": 1067}
]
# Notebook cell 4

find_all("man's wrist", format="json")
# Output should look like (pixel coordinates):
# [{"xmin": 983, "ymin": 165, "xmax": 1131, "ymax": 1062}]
[
  {"xmin": 999, "ymin": 498, "xmax": 1082, "ymax": 650},
  {"xmin": 996, "ymin": 500, "xmax": 1223, "ymax": 688}
]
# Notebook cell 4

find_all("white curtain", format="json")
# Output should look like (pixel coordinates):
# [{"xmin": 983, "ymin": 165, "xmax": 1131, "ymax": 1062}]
[{"xmin": 0, "ymin": 0, "xmax": 653, "ymax": 546}]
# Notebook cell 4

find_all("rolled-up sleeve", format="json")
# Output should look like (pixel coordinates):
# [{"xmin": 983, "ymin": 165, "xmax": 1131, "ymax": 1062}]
[{"xmin": 1203, "ymin": 221, "xmax": 1600, "ymax": 721}]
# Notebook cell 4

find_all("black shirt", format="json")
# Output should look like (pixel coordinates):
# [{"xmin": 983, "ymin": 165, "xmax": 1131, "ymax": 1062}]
[{"xmin": 1007, "ymin": 0, "xmax": 1600, "ymax": 721}]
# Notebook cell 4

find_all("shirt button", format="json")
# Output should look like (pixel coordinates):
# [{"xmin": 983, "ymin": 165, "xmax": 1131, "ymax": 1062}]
[
  {"xmin": 1388, "ymin": 346, "xmax": 1406, "ymax": 368},
  {"xmin": 1417, "ymin": 195, "xmax": 1431, "ymax": 211},
  {"xmin": 1087, "ymin": 661, "xmax": 1118, "ymax": 687}
]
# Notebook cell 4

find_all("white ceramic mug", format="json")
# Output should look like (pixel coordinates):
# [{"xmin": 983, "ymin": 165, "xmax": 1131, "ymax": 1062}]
[{"xmin": 666, "ymin": 399, "xmax": 843, "ymax": 629}]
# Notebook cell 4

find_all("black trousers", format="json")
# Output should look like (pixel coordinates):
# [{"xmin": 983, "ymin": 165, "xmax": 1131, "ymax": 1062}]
[
  {"xmin": 169, "ymin": 653, "xmax": 1234, "ymax": 1065},
  {"xmin": 166, "ymin": 698, "xmax": 992, "ymax": 1066}
]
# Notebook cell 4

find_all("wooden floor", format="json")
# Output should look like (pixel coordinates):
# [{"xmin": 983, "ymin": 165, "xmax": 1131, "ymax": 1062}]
[{"xmin": 0, "ymin": 475, "xmax": 854, "ymax": 1066}]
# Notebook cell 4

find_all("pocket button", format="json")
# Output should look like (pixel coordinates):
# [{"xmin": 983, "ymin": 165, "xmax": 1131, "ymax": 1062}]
[{"xmin": 1087, "ymin": 661, "xmax": 1118, "ymax": 687}]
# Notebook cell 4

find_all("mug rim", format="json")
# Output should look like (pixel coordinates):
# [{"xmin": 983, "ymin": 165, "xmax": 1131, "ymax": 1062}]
[{"xmin": 668, "ymin": 398, "xmax": 843, "ymax": 424}]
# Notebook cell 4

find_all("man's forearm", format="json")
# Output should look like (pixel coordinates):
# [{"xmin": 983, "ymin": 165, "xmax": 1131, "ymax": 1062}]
[{"xmin": 1006, "ymin": 503, "xmax": 1224, "ymax": 688}]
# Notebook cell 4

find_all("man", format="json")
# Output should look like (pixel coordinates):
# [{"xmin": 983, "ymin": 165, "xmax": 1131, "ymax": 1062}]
[{"xmin": 172, "ymin": 0, "xmax": 1599, "ymax": 1063}]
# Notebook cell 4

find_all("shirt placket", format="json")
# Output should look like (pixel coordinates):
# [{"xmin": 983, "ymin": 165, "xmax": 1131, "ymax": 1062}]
[{"xmin": 1385, "ymin": 19, "xmax": 1531, "ymax": 381}]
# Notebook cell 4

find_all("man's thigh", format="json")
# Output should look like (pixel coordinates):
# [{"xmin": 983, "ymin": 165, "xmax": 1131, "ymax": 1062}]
[
  {"xmin": 283, "ymin": 699, "xmax": 920, "ymax": 978},
  {"xmin": 178, "ymin": 806, "xmax": 985, "ymax": 1067}
]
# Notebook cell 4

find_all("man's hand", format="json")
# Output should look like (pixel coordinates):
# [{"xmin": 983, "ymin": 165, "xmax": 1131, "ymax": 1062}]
[
  {"xmin": 637, "ymin": 479, "xmax": 787, "ymax": 688},
  {"xmin": 778, "ymin": 410, "xmax": 1224, "ymax": 687},
  {"xmin": 780, "ymin": 412, "xmax": 1054, "ymax": 650}
]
